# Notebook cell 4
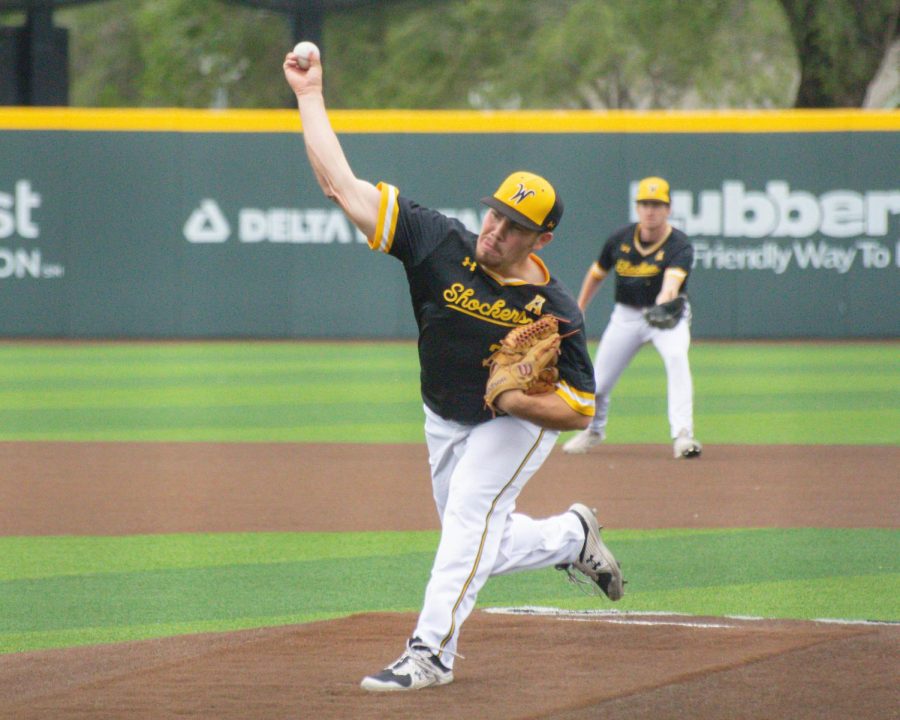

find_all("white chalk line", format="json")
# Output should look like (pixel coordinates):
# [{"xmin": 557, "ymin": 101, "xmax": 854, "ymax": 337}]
[
  {"xmin": 559, "ymin": 617, "xmax": 736, "ymax": 629},
  {"xmin": 483, "ymin": 606, "xmax": 897, "ymax": 628}
]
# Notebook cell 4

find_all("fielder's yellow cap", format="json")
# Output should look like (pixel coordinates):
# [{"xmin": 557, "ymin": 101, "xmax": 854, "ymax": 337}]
[
  {"xmin": 481, "ymin": 171, "xmax": 563, "ymax": 232},
  {"xmin": 636, "ymin": 176, "xmax": 671, "ymax": 204}
]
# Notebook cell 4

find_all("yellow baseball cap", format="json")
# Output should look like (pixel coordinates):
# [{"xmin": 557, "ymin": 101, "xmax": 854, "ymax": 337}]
[
  {"xmin": 636, "ymin": 176, "xmax": 670, "ymax": 204},
  {"xmin": 481, "ymin": 171, "xmax": 563, "ymax": 232}
]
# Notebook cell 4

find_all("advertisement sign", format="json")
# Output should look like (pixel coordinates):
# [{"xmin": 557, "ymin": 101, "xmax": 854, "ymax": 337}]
[{"xmin": 0, "ymin": 110, "xmax": 897, "ymax": 338}]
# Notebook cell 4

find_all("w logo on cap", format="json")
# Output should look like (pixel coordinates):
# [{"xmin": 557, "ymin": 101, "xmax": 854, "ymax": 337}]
[
  {"xmin": 509, "ymin": 184, "xmax": 536, "ymax": 205},
  {"xmin": 636, "ymin": 176, "xmax": 670, "ymax": 204},
  {"xmin": 482, "ymin": 171, "xmax": 563, "ymax": 233}
]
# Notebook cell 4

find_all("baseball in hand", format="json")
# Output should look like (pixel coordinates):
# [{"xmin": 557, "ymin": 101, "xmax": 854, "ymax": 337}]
[{"xmin": 292, "ymin": 41, "xmax": 319, "ymax": 70}]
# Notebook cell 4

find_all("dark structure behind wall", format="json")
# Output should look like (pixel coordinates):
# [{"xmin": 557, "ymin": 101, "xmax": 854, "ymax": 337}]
[{"xmin": 0, "ymin": 0, "xmax": 391, "ymax": 106}]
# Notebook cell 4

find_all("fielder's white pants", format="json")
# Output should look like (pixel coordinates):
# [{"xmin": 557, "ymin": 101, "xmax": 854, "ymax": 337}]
[
  {"xmin": 589, "ymin": 303, "xmax": 695, "ymax": 439},
  {"xmin": 413, "ymin": 405, "xmax": 586, "ymax": 667}
]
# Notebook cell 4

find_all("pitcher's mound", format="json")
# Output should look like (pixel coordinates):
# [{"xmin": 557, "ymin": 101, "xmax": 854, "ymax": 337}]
[{"xmin": 5, "ymin": 610, "xmax": 897, "ymax": 719}]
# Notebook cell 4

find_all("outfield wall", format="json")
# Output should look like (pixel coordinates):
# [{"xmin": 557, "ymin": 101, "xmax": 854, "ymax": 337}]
[{"xmin": 1, "ymin": 108, "xmax": 898, "ymax": 339}]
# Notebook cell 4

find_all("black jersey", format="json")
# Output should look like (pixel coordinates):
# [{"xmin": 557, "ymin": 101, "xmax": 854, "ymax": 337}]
[
  {"xmin": 596, "ymin": 223, "xmax": 693, "ymax": 307},
  {"xmin": 370, "ymin": 183, "xmax": 595, "ymax": 425}
]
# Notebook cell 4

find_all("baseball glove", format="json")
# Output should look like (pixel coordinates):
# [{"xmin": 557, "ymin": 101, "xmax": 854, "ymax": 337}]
[
  {"xmin": 483, "ymin": 314, "xmax": 568, "ymax": 414},
  {"xmin": 643, "ymin": 295, "xmax": 687, "ymax": 330}
]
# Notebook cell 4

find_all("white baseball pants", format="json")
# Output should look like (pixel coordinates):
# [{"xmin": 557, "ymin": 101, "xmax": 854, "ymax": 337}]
[
  {"xmin": 589, "ymin": 302, "xmax": 695, "ymax": 439},
  {"xmin": 413, "ymin": 405, "xmax": 586, "ymax": 667}
]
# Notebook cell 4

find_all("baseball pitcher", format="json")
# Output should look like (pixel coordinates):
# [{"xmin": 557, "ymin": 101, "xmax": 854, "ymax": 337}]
[{"xmin": 283, "ymin": 45, "xmax": 625, "ymax": 692}]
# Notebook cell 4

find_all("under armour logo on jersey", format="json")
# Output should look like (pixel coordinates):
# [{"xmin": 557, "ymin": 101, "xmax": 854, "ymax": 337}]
[
  {"xmin": 620, "ymin": 244, "xmax": 631, "ymax": 253},
  {"xmin": 655, "ymin": 250, "xmax": 665, "ymax": 261},
  {"xmin": 509, "ymin": 184, "xmax": 536, "ymax": 204},
  {"xmin": 462, "ymin": 256, "xmax": 478, "ymax": 271}
]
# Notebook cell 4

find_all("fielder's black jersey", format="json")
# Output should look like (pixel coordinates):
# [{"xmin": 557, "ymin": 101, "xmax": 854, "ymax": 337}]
[
  {"xmin": 369, "ymin": 183, "xmax": 596, "ymax": 425},
  {"xmin": 594, "ymin": 223, "xmax": 693, "ymax": 307}
]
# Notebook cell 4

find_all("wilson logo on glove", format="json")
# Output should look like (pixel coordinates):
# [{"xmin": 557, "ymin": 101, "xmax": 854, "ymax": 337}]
[{"xmin": 482, "ymin": 315, "xmax": 575, "ymax": 414}]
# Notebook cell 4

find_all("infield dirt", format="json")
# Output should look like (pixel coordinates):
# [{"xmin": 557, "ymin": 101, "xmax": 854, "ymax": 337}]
[{"xmin": 2, "ymin": 442, "xmax": 898, "ymax": 719}]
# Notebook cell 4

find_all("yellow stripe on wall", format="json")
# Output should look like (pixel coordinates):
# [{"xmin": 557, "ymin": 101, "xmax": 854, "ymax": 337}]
[{"xmin": 0, "ymin": 106, "xmax": 897, "ymax": 133}]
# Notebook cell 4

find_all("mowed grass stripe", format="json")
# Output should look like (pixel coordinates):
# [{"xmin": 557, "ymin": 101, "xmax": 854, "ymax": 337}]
[
  {"xmin": 3, "ymin": 375, "xmax": 891, "ymax": 407},
  {"xmin": 0, "ymin": 359, "xmax": 418, "ymax": 383},
  {"xmin": 0, "ymin": 612, "xmax": 349, "ymax": 655},
  {"xmin": 0, "ymin": 380, "xmax": 421, "ymax": 408},
  {"xmin": 0, "ymin": 341, "xmax": 405, "ymax": 362},
  {"xmin": 589, "ymin": 575, "xmax": 900, "ymax": 622},
  {"xmin": 685, "ymin": 408, "xmax": 899, "ymax": 444},
  {"xmin": 0, "ymin": 342, "xmax": 418, "ymax": 386},
  {"xmin": 3, "ymin": 409, "xmax": 892, "ymax": 443},
  {"xmin": 0, "ymin": 532, "xmax": 443, "ymax": 580},
  {"xmin": 676, "ymin": 342, "xmax": 899, "ymax": 369},
  {"xmin": 0, "ymin": 529, "xmax": 732, "ymax": 582},
  {"xmin": 588, "ymin": 391, "xmax": 893, "ymax": 414},
  {"xmin": 0, "ymin": 424, "xmax": 425, "ymax": 442},
  {"xmin": 2, "ymin": 341, "xmax": 892, "ymax": 373},
  {"xmin": 1, "ymin": 555, "xmax": 436, "ymax": 639},
  {"xmin": 0, "ymin": 402, "xmax": 422, "ymax": 427}
]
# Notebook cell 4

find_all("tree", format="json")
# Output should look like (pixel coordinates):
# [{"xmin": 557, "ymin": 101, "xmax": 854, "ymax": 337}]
[
  {"xmin": 58, "ymin": 0, "xmax": 291, "ymax": 108},
  {"xmin": 325, "ymin": 0, "xmax": 798, "ymax": 109},
  {"xmin": 515, "ymin": 0, "xmax": 797, "ymax": 109},
  {"xmin": 44, "ymin": 0, "xmax": 897, "ymax": 109},
  {"xmin": 777, "ymin": 0, "xmax": 900, "ymax": 107}
]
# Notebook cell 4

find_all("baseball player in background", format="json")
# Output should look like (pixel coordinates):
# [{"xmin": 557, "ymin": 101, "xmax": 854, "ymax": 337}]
[
  {"xmin": 283, "ymin": 47, "xmax": 624, "ymax": 692},
  {"xmin": 563, "ymin": 177, "xmax": 702, "ymax": 459}
]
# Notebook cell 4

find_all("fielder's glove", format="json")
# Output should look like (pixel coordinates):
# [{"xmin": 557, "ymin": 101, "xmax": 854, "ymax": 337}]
[
  {"xmin": 643, "ymin": 295, "xmax": 687, "ymax": 330},
  {"xmin": 483, "ymin": 314, "xmax": 569, "ymax": 414}
]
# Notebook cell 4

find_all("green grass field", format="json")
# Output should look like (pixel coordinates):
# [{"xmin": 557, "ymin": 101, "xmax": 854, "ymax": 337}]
[
  {"xmin": 1, "ymin": 340, "xmax": 897, "ymax": 444},
  {"xmin": 1, "ymin": 340, "xmax": 898, "ymax": 655}
]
